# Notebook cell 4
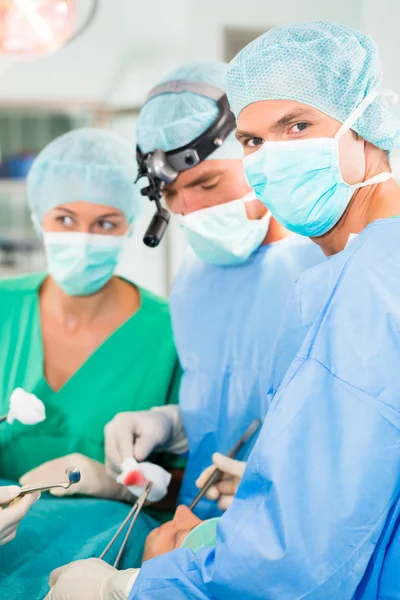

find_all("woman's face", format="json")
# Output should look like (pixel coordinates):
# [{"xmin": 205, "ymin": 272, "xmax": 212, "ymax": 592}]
[{"xmin": 42, "ymin": 201, "xmax": 129, "ymax": 235}]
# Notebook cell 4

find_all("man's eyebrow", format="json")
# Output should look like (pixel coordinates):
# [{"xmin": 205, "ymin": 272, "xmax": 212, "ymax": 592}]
[
  {"xmin": 271, "ymin": 109, "xmax": 316, "ymax": 130},
  {"xmin": 184, "ymin": 171, "xmax": 223, "ymax": 188},
  {"xmin": 236, "ymin": 129, "xmax": 259, "ymax": 141},
  {"xmin": 236, "ymin": 109, "xmax": 317, "ymax": 139}
]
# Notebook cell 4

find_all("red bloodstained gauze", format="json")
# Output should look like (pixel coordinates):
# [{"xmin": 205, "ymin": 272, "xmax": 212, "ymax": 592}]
[{"xmin": 124, "ymin": 470, "xmax": 148, "ymax": 487}]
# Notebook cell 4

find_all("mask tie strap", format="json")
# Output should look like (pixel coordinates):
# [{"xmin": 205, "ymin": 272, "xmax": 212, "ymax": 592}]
[
  {"xmin": 335, "ymin": 89, "xmax": 399, "ymax": 187},
  {"xmin": 241, "ymin": 190, "xmax": 270, "ymax": 223},
  {"xmin": 31, "ymin": 215, "xmax": 43, "ymax": 237},
  {"xmin": 242, "ymin": 191, "xmax": 257, "ymax": 203},
  {"xmin": 355, "ymin": 171, "xmax": 393, "ymax": 188},
  {"xmin": 335, "ymin": 89, "xmax": 398, "ymax": 140}
]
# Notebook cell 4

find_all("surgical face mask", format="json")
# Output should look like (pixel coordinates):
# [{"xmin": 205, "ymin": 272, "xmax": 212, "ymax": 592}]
[
  {"xmin": 43, "ymin": 231, "xmax": 127, "ymax": 296},
  {"xmin": 181, "ymin": 192, "xmax": 270, "ymax": 266},
  {"xmin": 244, "ymin": 90, "xmax": 395, "ymax": 238}
]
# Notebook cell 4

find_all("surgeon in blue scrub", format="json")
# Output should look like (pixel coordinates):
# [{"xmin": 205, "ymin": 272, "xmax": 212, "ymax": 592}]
[
  {"xmin": 104, "ymin": 62, "xmax": 325, "ymax": 520},
  {"xmin": 47, "ymin": 24, "xmax": 400, "ymax": 596}
]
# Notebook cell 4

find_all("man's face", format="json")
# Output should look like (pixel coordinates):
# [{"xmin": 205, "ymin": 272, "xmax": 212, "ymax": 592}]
[
  {"xmin": 162, "ymin": 158, "xmax": 252, "ymax": 215},
  {"xmin": 236, "ymin": 99, "xmax": 366, "ymax": 186},
  {"xmin": 142, "ymin": 505, "xmax": 201, "ymax": 562}
]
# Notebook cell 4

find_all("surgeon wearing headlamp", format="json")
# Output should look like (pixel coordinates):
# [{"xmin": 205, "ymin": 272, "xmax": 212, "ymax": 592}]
[{"xmin": 105, "ymin": 62, "xmax": 325, "ymax": 520}]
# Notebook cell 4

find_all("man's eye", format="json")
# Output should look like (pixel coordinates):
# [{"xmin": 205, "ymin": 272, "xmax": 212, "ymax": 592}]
[
  {"xmin": 247, "ymin": 137, "xmax": 264, "ymax": 148},
  {"xmin": 163, "ymin": 189, "xmax": 176, "ymax": 201},
  {"xmin": 201, "ymin": 182, "xmax": 218, "ymax": 191},
  {"xmin": 290, "ymin": 122, "xmax": 309, "ymax": 134}
]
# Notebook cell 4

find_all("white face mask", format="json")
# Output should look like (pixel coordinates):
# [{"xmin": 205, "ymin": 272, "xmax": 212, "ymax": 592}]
[{"xmin": 181, "ymin": 191, "xmax": 271, "ymax": 266}]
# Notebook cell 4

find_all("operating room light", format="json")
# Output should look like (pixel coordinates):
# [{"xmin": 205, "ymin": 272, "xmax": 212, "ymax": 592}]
[{"xmin": 0, "ymin": 0, "xmax": 76, "ymax": 57}]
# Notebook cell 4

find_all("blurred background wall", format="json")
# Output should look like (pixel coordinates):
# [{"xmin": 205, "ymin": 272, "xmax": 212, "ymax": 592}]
[{"xmin": 0, "ymin": 0, "xmax": 397, "ymax": 295}]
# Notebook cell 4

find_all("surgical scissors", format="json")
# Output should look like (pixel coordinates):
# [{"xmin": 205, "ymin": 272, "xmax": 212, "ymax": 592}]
[{"xmin": 100, "ymin": 481, "xmax": 152, "ymax": 568}]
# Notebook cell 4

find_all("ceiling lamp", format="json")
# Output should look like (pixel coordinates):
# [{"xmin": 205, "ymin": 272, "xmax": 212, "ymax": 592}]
[{"xmin": 0, "ymin": 0, "xmax": 97, "ymax": 58}]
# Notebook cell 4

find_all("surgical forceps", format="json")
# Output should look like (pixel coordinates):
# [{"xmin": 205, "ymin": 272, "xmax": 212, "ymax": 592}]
[
  {"xmin": 190, "ymin": 419, "xmax": 262, "ymax": 510},
  {"xmin": 100, "ymin": 481, "xmax": 152, "ymax": 568}
]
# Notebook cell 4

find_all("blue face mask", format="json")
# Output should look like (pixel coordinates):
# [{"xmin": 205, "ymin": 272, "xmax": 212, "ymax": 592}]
[
  {"xmin": 43, "ymin": 232, "xmax": 127, "ymax": 296},
  {"xmin": 244, "ymin": 90, "xmax": 394, "ymax": 237}
]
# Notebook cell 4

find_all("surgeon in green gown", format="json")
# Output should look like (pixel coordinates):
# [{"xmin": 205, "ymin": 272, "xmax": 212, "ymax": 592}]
[{"xmin": 0, "ymin": 128, "xmax": 183, "ymax": 597}]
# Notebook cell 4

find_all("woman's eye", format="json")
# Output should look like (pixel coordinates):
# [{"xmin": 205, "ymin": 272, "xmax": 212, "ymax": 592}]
[
  {"xmin": 56, "ymin": 215, "xmax": 74, "ymax": 226},
  {"xmin": 247, "ymin": 137, "xmax": 264, "ymax": 148},
  {"xmin": 98, "ymin": 220, "xmax": 116, "ymax": 231},
  {"xmin": 290, "ymin": 122, "xmax": 309, "ymax": 134}
]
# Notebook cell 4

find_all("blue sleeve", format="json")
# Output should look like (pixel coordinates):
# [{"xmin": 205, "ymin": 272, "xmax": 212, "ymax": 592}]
[
  {"xmin": 130, "ymin": 358, "xmax": 400, "ymax": 599},
  {"xmin": 267, "ymin": 279, "xmax": 304, "ymax": 396},
  {"xmin": 129, "ymin": 548, "xmax": 213, "ymax": 599},
  {"xmin": 130, "ymin": 261, "xmax": 400, "ymax": 599}
]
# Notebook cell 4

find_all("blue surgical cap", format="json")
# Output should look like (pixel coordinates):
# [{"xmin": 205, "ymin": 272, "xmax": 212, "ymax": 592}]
[
  {"xmin": 136, "ymin": 62, "xmax": 242, "ymax": 160},
  {"xmin": 227, "ymin": 21, "xmax": 400, "ymax": 152},
  {"xmin": 27, "ymin": 128, "xmax": 142, "ymax": 224}
]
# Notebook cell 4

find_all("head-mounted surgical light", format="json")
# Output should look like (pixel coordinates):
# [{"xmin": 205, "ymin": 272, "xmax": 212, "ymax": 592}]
[{"xmin": 136, "ymin": 80, "xmax": 236, "ymax": 248}]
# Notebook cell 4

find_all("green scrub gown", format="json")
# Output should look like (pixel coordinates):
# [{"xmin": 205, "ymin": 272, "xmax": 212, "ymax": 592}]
[{"xmin": 0, "ymin": 272, "xmax": 181, "ymax": 481}]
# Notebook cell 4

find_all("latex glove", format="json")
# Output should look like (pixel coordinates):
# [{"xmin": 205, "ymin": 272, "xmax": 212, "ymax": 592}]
[
  {"xmin": 19, "ymin": 453, "xmax": 132, "ymax": 502},
  {"xmin": 195, "ymin": 453, "xmax": 247, "ymax": 511},
  {"xmin": 46, "ymin": 558, "xmax": 139, "ymax": 600},
  {"xmin": 105, "ymin": 405, "xmax": 188, "ymax": 479},
  {"xmin": 0, "ymin": 486, "xmax": 40, "ymax": 545}
]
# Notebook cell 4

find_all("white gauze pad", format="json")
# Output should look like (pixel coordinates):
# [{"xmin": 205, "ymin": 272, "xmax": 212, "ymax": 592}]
[
  {"xmin": 7, "ymin": 388, "xmax": 46, "ymax": 425},
  {"xmin": 117, "ymin": 458, "xmax": 171, "ymax": 503}
]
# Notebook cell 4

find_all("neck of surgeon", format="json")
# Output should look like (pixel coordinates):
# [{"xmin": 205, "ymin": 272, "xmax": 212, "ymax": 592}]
[
  {"xmin": 313, "ymin": 144, "xmax": 400, "ymax": 256},
  {"xmin": 41, "ymin": 276, "xmax": 118, "ymax": 326}
]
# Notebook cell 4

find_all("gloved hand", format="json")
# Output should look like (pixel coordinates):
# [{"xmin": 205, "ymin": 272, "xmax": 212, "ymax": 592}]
[
  {"xmin": 20, "ymin": 454, "xmax": 132, "ymax": 502},
  {"xmin": 195, "ymin": 453, "xmax": 247, "ymax": 511},
  {"xmin": 46, "ymin": 558, "xmax": 139, "ymax": 600},
  {"xmin": 105, "ymin": 405, "xmax": 188, "ymax": 479},
  {"xmin": 0, "ymin": 485, "xmax": 39, "ymax": 545}
]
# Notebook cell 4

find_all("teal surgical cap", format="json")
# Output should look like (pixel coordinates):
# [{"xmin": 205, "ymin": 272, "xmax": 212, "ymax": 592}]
[
  {"xmin": 226, "ymin": 21, "xmax": 400, "ymax": 152},
  {"xmin": 136, "ymin": 62, "xmax": 243, "ymax": 160},
  {"xmin": 27, "ymin": 128, "xmax": 142, "ymax": 224}
]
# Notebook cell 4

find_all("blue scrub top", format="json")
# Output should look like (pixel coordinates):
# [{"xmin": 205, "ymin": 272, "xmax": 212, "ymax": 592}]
[
  {"xmin": 170, "ymin": 235, "xmax": 325, "ymax": 518},
  {"xmin": 130, "ymin": 218, "xmax": 400, "ymax": 599}
]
